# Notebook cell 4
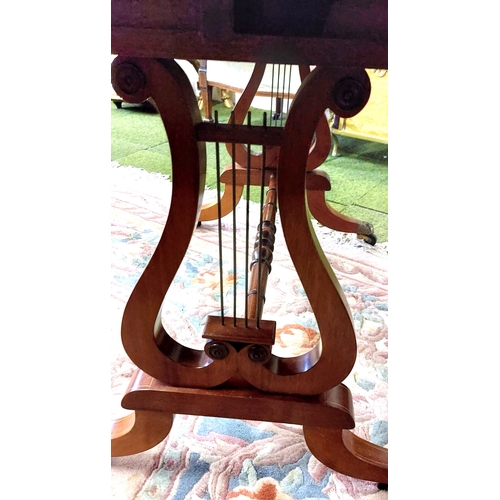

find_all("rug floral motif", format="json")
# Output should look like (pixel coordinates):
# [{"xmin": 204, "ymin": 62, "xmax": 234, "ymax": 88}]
[{"xmin": 110, "ymin": 164, "xmax": 388, "ymax": 500}]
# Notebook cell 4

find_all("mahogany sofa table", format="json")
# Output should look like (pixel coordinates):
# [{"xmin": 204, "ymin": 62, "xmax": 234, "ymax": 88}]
[{"xmin": 111, "ymin": 0, "xmax": 388, "ymax": 487}]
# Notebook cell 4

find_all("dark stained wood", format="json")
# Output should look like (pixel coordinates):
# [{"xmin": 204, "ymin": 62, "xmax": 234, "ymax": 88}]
[
  {"xmin": 305, "ymin": 170, "xmax": 332, "ymax": 192},
  {"xmin": 111, "ymin": 0, "xmax": 388, "ymax": 68},
  {"xmin": 195, "ymin": 121, "xmax": 284, "ymax": 146},
  {"xmin": 112, "ymin": 60, "xmax": 370, "ymax": 395},
  {"xmin": 298, "ymin": 65, "xmax": 333, "ymax": 172},
  {"xmin": 113, "ymin": 56, "xmax": 239, "ymax": 388},
  {"xmin": 235, "ymin": 67, "xmax": 359, "ymax": 396},
  {"xmin": 220, "ymin": 164, "xmax": 276, "ymax": 187},
  {"xmin": 111, "ymin": 26, "xmax": 387, "ymax": 68}
]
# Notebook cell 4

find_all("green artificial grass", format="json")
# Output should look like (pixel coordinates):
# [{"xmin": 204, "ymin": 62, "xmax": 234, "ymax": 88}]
[{"xmin": 111, "ymin": 101, "xmax": 388, "ymax": 242}]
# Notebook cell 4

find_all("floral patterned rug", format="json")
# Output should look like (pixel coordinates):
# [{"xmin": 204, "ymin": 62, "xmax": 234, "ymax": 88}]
[{"xmin": 110, "ymin": 163, "xmax": 388, "ymax": 500}]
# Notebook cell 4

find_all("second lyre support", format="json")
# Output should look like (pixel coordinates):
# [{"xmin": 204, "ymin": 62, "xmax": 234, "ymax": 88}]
[{"xmin": 196, "ymin": 61, "xmax": 378, "ymax": 245}]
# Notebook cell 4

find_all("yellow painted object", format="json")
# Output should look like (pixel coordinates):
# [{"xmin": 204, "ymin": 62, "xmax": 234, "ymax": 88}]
[{"xmin": 331, "ymin": 69, "xmax": 388, "ymax": 147}]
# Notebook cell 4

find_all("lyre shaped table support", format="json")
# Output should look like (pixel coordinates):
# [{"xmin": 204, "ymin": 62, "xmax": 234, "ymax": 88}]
[
  {"xmin": 110, "ymin": 56, "xmax": 388, "ymax": 485},
  {"xmin": 196, "ymin": 60, "xmax": 377, "ymax": 244}
]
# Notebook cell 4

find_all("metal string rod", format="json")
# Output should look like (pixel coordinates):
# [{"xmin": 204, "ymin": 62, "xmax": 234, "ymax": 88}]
[
  {"xmin": 230, "ymin": 111, "xmax": 237, "ymax": 325},
  {"xmin": 257, "ymin": 113, "xmax": 268, "ymax": 326},
  {"xmin": 214, "ymin": 111, "xmax": 225, "ymax": 325},
  {"xmin": 275, "ymin": 64, "xmax": 282, "ymax": 124},
  {"xmin": 269, "ymin": 65, "xmax": 275, "ymax": 127},
  {"xmin": 279, "ymin": 64, "xmax": 286, "ymax": 127},
  {"xmin": 279, "ymin": 64, "xmax": 293, "ymax": 127},
  {"xmin": 286, "ymin": 65, "xmax": 293, "ymax": 117},
  {"xmin": 244, "ymin": 112, "xmax": 252, "ymax": 327}
]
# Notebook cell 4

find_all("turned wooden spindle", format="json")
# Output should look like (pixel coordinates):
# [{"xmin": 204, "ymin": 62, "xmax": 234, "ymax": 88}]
[{"xmin": 247, "ymin": 173, "xmax": 277, "ymax": 322}]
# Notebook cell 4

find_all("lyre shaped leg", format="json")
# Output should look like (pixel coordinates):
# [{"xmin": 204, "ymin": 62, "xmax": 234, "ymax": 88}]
[
  {"xmin": 110, "ymin": 60, "xmax": 387, "ymax": 484},
  {"xmin": 236, "ymin": 67, "xmax": 372, "ymax": 396}
]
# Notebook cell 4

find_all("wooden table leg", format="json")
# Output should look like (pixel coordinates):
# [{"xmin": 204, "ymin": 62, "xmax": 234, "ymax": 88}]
[
  {"xmin": 111, "ymin": 369, "xmax": 387, "ymax": 483},
  {"xmin": 111, "ymin": 410, "xmax": 174, "ymax": 457},
  {"xmin": 303, "ymin": 426, "xmax": 388, "ymax": 483},
  {"xmin": 307, "ymin": 188, "xmax": 376, "ymax": 244}
]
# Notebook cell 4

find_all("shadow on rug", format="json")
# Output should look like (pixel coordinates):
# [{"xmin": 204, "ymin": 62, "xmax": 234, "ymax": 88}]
[{"xmin": 110, "ymin": 164, "xmax": 388, "ymax": 500}]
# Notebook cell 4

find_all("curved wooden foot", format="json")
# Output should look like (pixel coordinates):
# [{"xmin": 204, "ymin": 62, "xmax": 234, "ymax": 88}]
[
  {"xmin": 111, "ymin": 410, "xmax": 174, "ymax": 457},
  {"xmin": 303, "ymin": 427, "xmax": 388, "ymax": 483},
  {"xmin": 198, "ymin": 182, "xmax": 244, "ymax": 222},
  {"xmin": 306, "ymin": 189, "xmax": 374, "ymax": 237}
]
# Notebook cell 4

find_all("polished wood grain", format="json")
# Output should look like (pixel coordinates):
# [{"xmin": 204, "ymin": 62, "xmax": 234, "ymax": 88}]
[
  {"xmin": 119, "ymin": 370, "xmax": 355, "ymax": 430},
  {"xmin": 112, "ymin": 371, "xmax": 387, "ymax": 482},
  {"xmin": 195, "ymin": 121, "xmax": 284, "ymax": 146},
  {"xmin": 247, "ymin": 173, "xmax": 278, "ymax": 320},
  {"xmin": 112, "ymin": 57, "xmax": 237, "ymax": 388},
  {"xmin": 235, "ymin": 67, "xmax": 362, "ymax": 395},
  {"xmin": 112, "ymin": 57, "xmax": 362, "ymax": 396}
]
